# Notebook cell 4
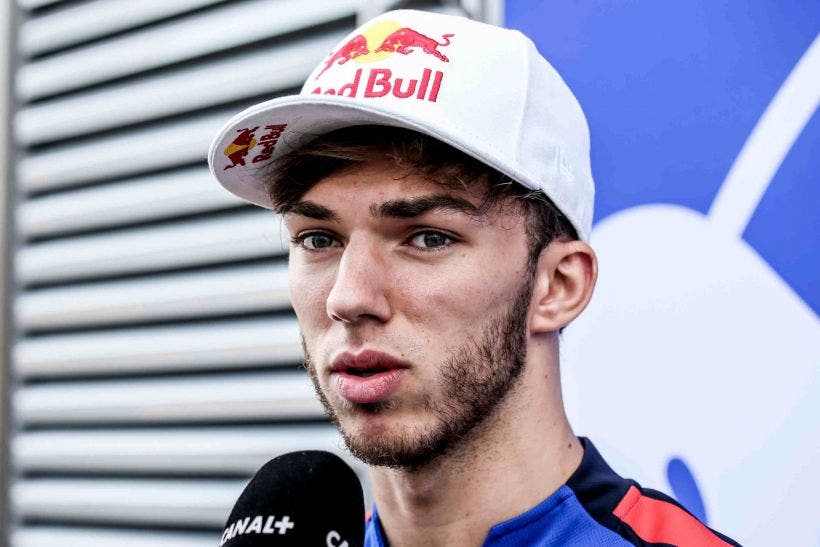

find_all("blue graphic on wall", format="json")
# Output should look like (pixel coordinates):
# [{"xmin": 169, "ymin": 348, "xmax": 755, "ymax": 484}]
[
  {"xmin": 666, "ymin": 458, "xmax": 707, "ymax": 523},
  {"xmin": 505, "ymin": 1, "xmax": 818, "ymax": 315}
]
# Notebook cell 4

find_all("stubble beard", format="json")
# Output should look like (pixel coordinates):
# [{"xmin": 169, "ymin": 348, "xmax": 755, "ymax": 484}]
[{"xmin": 303, "ymin": 276, "xmax": 533, "ymax": 470}]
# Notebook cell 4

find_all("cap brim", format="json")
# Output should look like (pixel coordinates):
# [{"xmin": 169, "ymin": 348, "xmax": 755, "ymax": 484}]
[{"xmin": 208, "ymin": 94, "xmax": 526, "ymax": 210}]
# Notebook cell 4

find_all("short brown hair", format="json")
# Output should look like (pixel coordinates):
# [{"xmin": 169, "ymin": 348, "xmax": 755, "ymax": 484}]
[{"xmin": 265, "ymin": 126, "xmax": 577, "ymax": 269}]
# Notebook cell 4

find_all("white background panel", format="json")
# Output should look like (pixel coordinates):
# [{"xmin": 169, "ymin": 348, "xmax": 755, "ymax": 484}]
[
  {"xmin": 15, "ymin": 0, "xmax": 59, "ymax": 10},
  {"xmin": 17, "ymin": 211, "xmax": 286, "ymax": 284},
  {"xmin": 13, "ymin": 527, "xmax": 215, "ymax": 547},
  {"xmin": 12, "ymin": 478, "xmax": 243, "ymax": 526},
  {"xmin": 15, "ymin": 371, "xmax": 322, "ymax": 425},
  {"xmin": 18, "ymin": 112, "xmax": 230, "ymax": 192},
  {"xmin": 13, "ymin": 426, "xmax": 345, "ymax": 474},
  {"xmin": 14, "ymin": 317, "xmax": 302, "ymax": 378},
  {"xmin": 18, "ymin": 168, "xmax": 243, "ymax": 238},
  {"xmin": 16, "ymin": 263, "xmax": 289, "ymax": 329},
  {"xmin": 17, "ymin": 0, "xmax": 362, "ymax": 99},
  {"xmin": 20, "ymin": 0, "xmax": 227, "ymax": 57},
  {"xmin": 16, "ymin": 32, "xmax": 345, "ymax": 144}
]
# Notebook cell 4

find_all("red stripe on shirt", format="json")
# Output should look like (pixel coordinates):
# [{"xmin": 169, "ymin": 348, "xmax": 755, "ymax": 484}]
[{"xmin": 613, "ymin": 485, "xmax": 733, "ymax": 546}]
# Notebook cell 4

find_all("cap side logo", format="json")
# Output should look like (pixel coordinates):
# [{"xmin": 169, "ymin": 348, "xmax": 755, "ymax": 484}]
[
  {"xmin": 223, "ymin": 124, "xmax": 287, "ymax": 171},
  {"xmin": 223, "ymin": 126, "xmax": 258, "ymax": 170}
]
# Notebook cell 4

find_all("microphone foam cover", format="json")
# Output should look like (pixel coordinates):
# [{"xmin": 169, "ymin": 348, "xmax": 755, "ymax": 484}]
[{"xmin": 220, "ymin": 450, "xmax": 364, "ymax": 546}]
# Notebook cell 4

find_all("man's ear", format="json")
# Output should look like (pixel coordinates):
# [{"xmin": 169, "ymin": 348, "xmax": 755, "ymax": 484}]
[{"xmin": 530, "ymin": 239, "xmax": 598, "ymax": 333}]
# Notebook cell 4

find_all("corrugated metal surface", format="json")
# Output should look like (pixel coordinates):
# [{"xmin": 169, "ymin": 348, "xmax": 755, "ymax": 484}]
[
  {"xmin": 9, "ymin": 1, "xmax": 360, "ymax": 544},
  {"xmin": 8, "ymin": 1, "xmax": 478, "ymax": 544}
]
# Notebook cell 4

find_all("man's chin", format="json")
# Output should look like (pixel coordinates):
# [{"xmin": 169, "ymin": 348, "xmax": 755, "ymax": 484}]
[
  {"xmin": 335, "ymin": 411, "xmax": 453, "ymax": 469},
  {"xmin": 310, "ymin": 379, "xmax": 442, "ymax": 467},
  {"xmin": 334, "ymin": 402, "xmax": 405, "ymax": 441}
]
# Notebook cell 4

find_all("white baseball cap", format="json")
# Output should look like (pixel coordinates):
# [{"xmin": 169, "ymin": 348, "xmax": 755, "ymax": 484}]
[{"xmin": 208, "ymin": 9, "xmax": 595, "ymax": 241}]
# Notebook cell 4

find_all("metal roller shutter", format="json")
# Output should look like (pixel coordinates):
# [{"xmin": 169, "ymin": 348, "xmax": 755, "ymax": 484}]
[{"xmin": 7, "ymin": 1, "xmax": 497, "ymax": 545}]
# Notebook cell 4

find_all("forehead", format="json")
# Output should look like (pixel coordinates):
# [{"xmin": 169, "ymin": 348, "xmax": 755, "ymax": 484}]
[{"xmin": 302, "ymin": 159, "xmax": 482, "ymax": 203}]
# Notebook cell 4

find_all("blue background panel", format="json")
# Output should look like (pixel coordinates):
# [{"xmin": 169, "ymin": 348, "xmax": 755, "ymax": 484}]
[{"xmin": 505, "ymin": 1, "xmax": 818, "ymax": 315}]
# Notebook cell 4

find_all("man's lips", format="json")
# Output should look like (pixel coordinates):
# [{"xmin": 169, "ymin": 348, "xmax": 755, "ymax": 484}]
[{"xmin": 330, "ymin": 350, "xmax": 409, "ymax": 404}]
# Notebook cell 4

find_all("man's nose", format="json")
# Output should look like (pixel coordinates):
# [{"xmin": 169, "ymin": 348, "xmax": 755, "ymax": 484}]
[{"xmin": 326, "ymin": 239, "xmax": 391, "ymax": 324}]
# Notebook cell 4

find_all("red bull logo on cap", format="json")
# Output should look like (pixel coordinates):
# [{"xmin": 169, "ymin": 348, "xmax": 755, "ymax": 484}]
[
  {"xmin": 311, "ymin": 20, "xmax": 454, "ymax": 102},
  {"xmin": 374, "ymin": 28, "xmax": 453, "ymax": 62},
  {"xmin": 317, "ymin": 34, "xmax": 370, "ymax": 79},
  {"xmin": 250, "ymin": 123, "xmax": 287, "ymax": 164},
  {"xmin": 223, "ymin": 124, "xmax": 287, "ymax": 170},
  {"xmin": 223, "ymin": 126, "xmax": 258, "ymax": 170}
]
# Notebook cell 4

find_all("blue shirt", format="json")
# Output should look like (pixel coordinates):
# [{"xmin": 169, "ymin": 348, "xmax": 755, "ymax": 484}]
[{"xmin": 364, "ymin": 438, "xmax": 740, "ymax": 546}]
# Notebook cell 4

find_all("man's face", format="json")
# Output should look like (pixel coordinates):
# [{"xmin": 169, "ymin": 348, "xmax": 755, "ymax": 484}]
[{"xmin": 285, "ymin": 160, "xmax": 535, "ymax": 468}]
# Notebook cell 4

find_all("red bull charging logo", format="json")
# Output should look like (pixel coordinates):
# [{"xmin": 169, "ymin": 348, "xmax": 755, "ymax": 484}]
[
  {"xmin": 311, "ymin": 20, "xmax": 454, "ymax": 102},
  {"xmin": 223, "ymin": 127, "xmax": 258, "ymax": 170},
  {"xmin": 374, "ymin": 27, "xmax": 453, "ymax": 61},
  {"xmin": 223, "ymin": 124, "xmax": 287, "ymax": 170}
]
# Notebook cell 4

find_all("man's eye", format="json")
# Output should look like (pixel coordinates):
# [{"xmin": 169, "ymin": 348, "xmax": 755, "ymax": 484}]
[
  {"xmin": 409, "ymin": 231, "xmax": 453, "ymax": 250},
  {"xmin": 297, "ymin": 232, "xmax": 339, "ymax": 250}
]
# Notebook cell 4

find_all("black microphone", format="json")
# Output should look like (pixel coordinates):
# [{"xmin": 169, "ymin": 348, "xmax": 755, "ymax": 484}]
[{"xmin": 220, "ymin": 450, "xmax": 365, "ymax": 547}]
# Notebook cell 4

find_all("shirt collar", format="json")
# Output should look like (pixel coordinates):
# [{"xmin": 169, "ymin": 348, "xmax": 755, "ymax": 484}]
[{"xmin": 366, "ymin": 437, "xmax": 616, "ymax": 546}]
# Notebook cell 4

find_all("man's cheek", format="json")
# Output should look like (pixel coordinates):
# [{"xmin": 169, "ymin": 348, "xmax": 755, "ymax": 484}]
[{"xmin": 290, "ymin": 278, "xmax": 333, "ymax": 322}]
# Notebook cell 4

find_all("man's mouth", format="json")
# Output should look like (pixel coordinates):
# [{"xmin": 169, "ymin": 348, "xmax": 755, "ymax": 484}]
[
  {"xmin": 343, "ymin": 367, "xmax": 391, "ymax": 377},
  {"xmin": 329, "ymin": 350, "xmax": 410, "ymax": 404}
]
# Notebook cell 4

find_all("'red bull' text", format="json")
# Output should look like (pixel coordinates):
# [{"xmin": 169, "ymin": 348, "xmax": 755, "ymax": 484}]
[
  {"xmin": 311, "ymin": 68, "xmax": 444, "ymax": 102},
  {"xmin": 252, "ymin": 124, "xmax": 287, "ymax": 164}
]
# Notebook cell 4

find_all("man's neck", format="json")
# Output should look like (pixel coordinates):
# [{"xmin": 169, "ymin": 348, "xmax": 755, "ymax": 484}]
[{"xmin": 368, "ymin": 358, "xmax": 583, "ymax": 547}]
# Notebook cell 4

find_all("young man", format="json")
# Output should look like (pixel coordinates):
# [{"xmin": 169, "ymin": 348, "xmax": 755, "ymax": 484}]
[{"xmin": 208, "ymin": 9, "xmax": 740, "ymax": 547}]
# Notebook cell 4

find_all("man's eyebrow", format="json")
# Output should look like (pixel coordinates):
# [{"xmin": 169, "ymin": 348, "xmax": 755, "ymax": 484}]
[
  {"xmin": 284, "ymin": 195, "xmax": 480, "ymax": 222},
  {"xmin": 371, "ymin": 195, "xmax": 480, "ymax": 218},
  {"xmin": 284, "ymin": 201, "xmax": 340, "ymax": 222}
]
